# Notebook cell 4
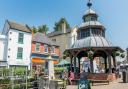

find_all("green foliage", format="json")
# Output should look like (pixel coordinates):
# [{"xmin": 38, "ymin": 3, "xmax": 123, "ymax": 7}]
[
  {"xmin": 13, "ymin": 67, "xmax": 26, "ymax": 76},
  {"xmin": 115, "ymin": 51, "xmax": 120, "ymax": 56},
  {"xmin": 63, "ymin": 51, "xmax": 70, "ymax": 59},
  {"xmin": 0, "ymin": 78, "xmax": 10, "ymax": 84},
  {"xmin": 0, "ymin": 83, "xmax": 32, "ymax": 89},
  {"xmin": 113, "ymin": 51, "xmax": 125, "ymax": 58},
  {"xmin": 88, "ymin": 53, "xmax": 93, "ymax": 60},
  {"xmin": 32, "ymin": 24, "xmax": 49, "ymax": 34},
  {"xmin": 38, "ymin": 24, "xmax": 49, "ymax": 34},
  {"xmin": 54, "ymin": 67, "xmax": 66, "ymax": 73},
  {"xmin": 54, "ymin": 17, "xmax": 70, "ymax": 31},
  {"xmin": 32, "ymin": 26, "xmax": 38, "ymax": 33},
  {"xmin": 120, "ymin": 53, "xmax": 125, "ymax": 58},
  {"xmin": 87, "ymin": 49, "xmax": 94, "ymax": 60},
  {"xmin": 2, "ymin": 68, "xmax": 10, "ymax": 77}
]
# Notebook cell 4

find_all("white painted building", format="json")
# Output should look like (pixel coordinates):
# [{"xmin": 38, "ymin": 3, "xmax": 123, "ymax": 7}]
[
  {"xmin": 1, "ymin": 20, "xmax": 32, "ymax": 69},
  {"xmin": 0, "ymin": 35, "xmax": 7, "ymax": 67}
]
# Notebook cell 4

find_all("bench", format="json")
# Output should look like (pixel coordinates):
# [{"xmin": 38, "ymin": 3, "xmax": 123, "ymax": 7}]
[
  {"xmin": 88, "ymin": 73, "xmax": 109, "ymax": 86},
  {"xmin": 71, "ymin": 79, "xmax": 80, "ymax": 85},
  {"xmin": 90, "ymin": 80, "xmax": 109, "ymax": 86}
]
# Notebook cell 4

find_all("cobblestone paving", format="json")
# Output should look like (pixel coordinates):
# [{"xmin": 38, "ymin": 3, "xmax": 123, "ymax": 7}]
[{"xmin": 66, "ymin": 79, "xmax": 128, "ymax": 89}]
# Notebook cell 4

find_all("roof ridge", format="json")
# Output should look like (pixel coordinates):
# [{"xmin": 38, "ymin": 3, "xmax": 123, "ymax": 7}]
[{"xmin": 6, "ymin": 20, "xmax": 31, "ymax": 33}]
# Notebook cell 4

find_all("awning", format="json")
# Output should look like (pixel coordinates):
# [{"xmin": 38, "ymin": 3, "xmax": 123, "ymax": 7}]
[
  {"xmin": 32, "ymin": 58, "xmax": 45, "ymax": 63},
  {"xmin": 54, "ymin": 61, "xmax": 59, "ymax": 65},
  {"xmin": 32, "ymin": 58, "xmax": 59, "ymax": 64}
]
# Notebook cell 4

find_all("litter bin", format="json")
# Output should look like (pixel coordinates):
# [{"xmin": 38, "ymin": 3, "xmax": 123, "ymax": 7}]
[
  {"xmin": 122, "ymin": 69, "xmax": 128, "ymax": 83},
  {"xmin": 78, "ymin": 79, "xmax": 91, "ymax": 89},
  {"xmin": 32, "ymin": 80, "xmax": 38, "ymax": 89}
]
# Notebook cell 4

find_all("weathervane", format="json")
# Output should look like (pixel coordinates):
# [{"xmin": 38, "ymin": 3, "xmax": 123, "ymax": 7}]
[{"xmin": 87, "ymin": 0, "xmax": 92, "ymax": 9}]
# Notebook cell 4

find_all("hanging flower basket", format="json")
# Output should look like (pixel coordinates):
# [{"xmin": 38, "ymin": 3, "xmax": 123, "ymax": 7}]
[
  {"xmin": 87, "ymin": 49, "xmax": 94, "ymax": 60},
  {"xmin": 115, "ymin": 52, "xmax": 120, "ymax": 56},
  {"xmin": 120, "ymin": 53, "xmax": 125, "ymax": 58}
]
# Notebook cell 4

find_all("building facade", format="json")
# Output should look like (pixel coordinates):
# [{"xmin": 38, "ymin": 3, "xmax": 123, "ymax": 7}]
[
  {"xmin": 31, "ymin": 32, "xmax": 60, "ymax": 74},
  {"xmin": 66, "ymin": 0, "xmax": 123, "ymax": 81},
  {"xmin": 1, "ymin": 20, "xmax": 32, "ymax": 69},
  {"xmin": 48, "ymin": 26, "xmax": 77, "ymax": 58},
  {"xmin": 0, "ymin": 35, "xmax": 7, "ymax": 68}
]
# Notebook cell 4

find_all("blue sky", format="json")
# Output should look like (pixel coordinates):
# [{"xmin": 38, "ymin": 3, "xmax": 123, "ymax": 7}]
[{"xmin": 0, "ymin": 0, "xmax": 128, "ymax": 49}]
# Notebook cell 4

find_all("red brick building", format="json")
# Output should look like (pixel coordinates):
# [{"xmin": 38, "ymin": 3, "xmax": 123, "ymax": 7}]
[{"xmin": 31, "ymin": 32, "xmax": 60, "ymax": 72}]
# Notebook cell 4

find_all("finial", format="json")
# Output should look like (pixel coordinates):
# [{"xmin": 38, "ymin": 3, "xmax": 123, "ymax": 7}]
[{"xmin": 87, "ymin": 0, "xmax": 92, "ymax": 9}]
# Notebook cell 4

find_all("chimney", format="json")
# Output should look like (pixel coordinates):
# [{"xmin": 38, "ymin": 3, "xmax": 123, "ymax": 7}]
[
  {"xmin": 32, "ymin": 30, "xmax": 34, "ymax": 38},
  {"xmin": 62, "ymin": 22, "xmax": 66, "ymax": 33}
]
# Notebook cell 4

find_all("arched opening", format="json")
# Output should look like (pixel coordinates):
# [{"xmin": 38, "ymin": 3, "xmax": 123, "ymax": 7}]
[
  {"xmin": 76, "ymin": 51, "xmax": 90, "ymax": 74},
  {"xmin": 93, "ymin": 50, "xmax": 108, "ymax": 73}
]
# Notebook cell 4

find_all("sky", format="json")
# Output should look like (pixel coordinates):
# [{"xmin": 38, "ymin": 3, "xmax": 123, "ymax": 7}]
[{"xmin": 0, "ymin": 0, "xmax": 128, "ymax": 49}]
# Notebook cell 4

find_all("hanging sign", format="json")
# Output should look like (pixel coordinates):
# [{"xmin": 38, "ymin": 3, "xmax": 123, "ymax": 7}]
[{"xmin": 78, "ymin": 80, "xmax": 91, "ymax": 89}]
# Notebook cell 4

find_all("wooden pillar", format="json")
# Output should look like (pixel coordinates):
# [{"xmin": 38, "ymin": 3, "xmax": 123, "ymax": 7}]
[
  {"xmin": 74, "ymin": 57, "xmax": 76, "ymax": 73},
  {"xmin": 78, "ymin": 57, "xmax": 81, "ymax": 73},
  {"xmin": 112, "ymin": 56, "xmax": 116, "ymax": 68},
  {"xmin": 108, "ymin": 53, "xmax": 112, "ymax": 73},
  {"xmin": 90, "ymin": 59, "xmax": 94, "ymax": 73},
  {"xmin": 104, "ymin": 57, "xmax": 107, "ymax": 73},
  {"xmin": 70, "ymin": 55, "xmax": 73, "ymax": 71}
]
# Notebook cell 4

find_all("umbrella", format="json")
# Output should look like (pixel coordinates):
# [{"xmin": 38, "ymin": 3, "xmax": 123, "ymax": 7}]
[{"xmin": 56, "ymin": 60, "xmax": 70, "ymax": 66}]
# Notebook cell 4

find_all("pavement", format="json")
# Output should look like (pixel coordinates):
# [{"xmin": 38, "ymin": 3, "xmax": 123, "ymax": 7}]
[{"xmin": 66, "ymin": 78, "xmax": 128, "ymax": 89}]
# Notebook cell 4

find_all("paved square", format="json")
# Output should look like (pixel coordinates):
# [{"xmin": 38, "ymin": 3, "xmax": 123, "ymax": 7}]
[{"xmin": 66, "ymin": 79, "xmax": 128, "ymax": 89}]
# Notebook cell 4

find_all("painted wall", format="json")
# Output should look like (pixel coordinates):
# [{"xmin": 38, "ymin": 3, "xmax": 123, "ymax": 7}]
[
  {"xmin": 32, "ymin": 42, "xmax": 60, "ymax": 56},
  {"xmin": 69, "ymin": 27, "xmax": 77, "ymax": 48},
  {"xmin": 49, "ymin": 33, "xmax": 70, "ymax": 57},
  {"xmin": 49, "ymin": 27, "xmax": 77, "ymax": 58},
  {"xmin": 7, "ymin": 29, "xmax": 31, "ymax": 68},
  {"xmin": 0, "ymin": 35, "xmax": 7, "ymax": 61}
]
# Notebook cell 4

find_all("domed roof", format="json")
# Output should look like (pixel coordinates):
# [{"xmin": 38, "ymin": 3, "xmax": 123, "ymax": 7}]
[
  {"xmin": 85, "ymin": 9, "xmax": 96, "ymax": 15},
  {"xmin": 79, "ymin": 21, "xmax": 104, "ymax": 29},
  {"xmin": 72, "ymin": 36, "xmax": 112, "ymax": 48}
]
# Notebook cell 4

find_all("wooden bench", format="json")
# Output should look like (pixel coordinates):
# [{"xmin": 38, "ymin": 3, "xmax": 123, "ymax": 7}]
[
  {"xmin": 71, "ymin": 79, "xmax": 79, "ymax": 85},
  {"xmin": 90, "ymin": 80, "xmax": 109, "ymax": 86},
  {"xmin": 88, "ymin": 73, "xmax": 109, "ymax": 86}
]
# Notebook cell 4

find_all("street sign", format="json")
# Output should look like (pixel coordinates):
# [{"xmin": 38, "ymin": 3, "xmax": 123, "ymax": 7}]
[{"xmin": 78, "ymin": 80, "xmax": 91, "ymax": 89}]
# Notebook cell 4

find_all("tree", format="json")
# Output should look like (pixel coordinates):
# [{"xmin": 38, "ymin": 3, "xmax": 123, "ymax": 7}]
[
  {"xmin": 32, "ymin": 26, "xmax": 38, "ymax": 33},
  {"xmin": 54, "ymin": 17, "xmax": 70, "ymax": 31},
  {"xmin": 38, "ymin": 24, "xmax": 49, "ymax": 34}
]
